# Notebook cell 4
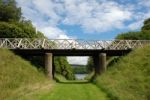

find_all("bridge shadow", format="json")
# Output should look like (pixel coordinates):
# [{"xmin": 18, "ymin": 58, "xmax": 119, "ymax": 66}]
[
  {"xmin": 55, "ymin": 79, "xmax": 90, "ymax": 84},
  {"xmin": 57, "ymin": 81, "xmax": 90, "ymax": 84}
]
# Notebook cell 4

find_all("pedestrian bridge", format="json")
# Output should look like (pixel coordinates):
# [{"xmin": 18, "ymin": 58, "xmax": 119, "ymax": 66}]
[
  {"xmin": 0, "ymin": 38, "xmax": 150, "ymax": 56},
  {"xmin": 0, "ymin": 38, "xmax": 149, "ymax": 50},
  {"xmin": 1, "ymin": 38, "xmax": 150, "ymax": 79}
]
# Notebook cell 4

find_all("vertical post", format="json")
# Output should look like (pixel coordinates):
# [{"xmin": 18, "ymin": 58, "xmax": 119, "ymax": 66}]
[
  {"xmin": 100, "ymin": 53, "xmax": 107, "ymax": 73},
  {"xmin": 93, "ymin": 53, "xmax": 107, "ymax": 75},
  {"xmin": 45, "ymin": 53, "xmax": 53, "ymax": 79}
]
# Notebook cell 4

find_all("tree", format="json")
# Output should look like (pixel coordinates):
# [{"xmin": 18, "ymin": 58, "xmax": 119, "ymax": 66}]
[
  {"xmin": 0, "ymin": 22, "xmax": 26, "ymax": 38},
  {"xmin": 0, "ymin": 0, "xmax": 21, "ymax": 22},
  {"xmin": 0, "ymin": 21, "xmax": 43, "ymax": 38},
  {"xmin": 142, "ymin": 18, "xmax": 150, "ymax": 31},
  {"xmin": 116, "ymin": 32, "xmax": 141, "ymax": 40},
  {"xmin": 54, "ymin": 57, "xmax": 75, "ymax": 80},
  {"xmin": 86, "ymin": 57, "xmax": 94, "ymax": 72}
]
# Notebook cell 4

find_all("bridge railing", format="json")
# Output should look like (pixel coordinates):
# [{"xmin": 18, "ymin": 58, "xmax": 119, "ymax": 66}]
[{"xmin": 0, "ymin": 38, "xmax": 150, "ymax": 50}]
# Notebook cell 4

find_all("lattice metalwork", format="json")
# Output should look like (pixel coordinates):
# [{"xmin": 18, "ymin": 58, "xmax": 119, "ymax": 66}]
[{"xmin": 0, "ymin": 38, "xmax": 150, "ymax": 50}]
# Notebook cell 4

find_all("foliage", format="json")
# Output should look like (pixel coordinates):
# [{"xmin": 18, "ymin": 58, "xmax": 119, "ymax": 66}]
[
  {"xmin": 116, "ymin": 31, "xmax": 141, "ymax": 40},
  {"xmin": 142, "ymin": 18, "xmax": 150, "ymax": 31},
  {"xmin": 0, "ymin": 49, "xmax": 50, "ymax": 99},
  {"xmin": 95, "ymin": 46, "xmax": 150, "ymax": 100},
  {"xmin": 0, "ymin": 21, "xmax": 38, "ymax": 38},
  {"xmin": 54, "ymin": 57, "xmax": 75, "ymax": 80},
  {"xmin": 86, "ymin": 57, "xmax": 94, "ymax": 72},
  {"xmin": 116, "ymin": 31, "xmax": 150, "ymax": 40},
  {"xmin": 72, "ymin": 65, "xmax": 87, "ymax": 74},
  {"xmin": 0, "ymin": 0, "xmax": 21, "ymax": 22},
  {"xmin": 0, "ymin": 0, "xmax": 45, "ymax": 38}
]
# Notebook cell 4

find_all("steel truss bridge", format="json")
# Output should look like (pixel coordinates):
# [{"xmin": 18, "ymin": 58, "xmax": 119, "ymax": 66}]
[
  {"xmin": 0, "ymin": 38, "xmax": 150, "ymax": 56},
  {"xmin": 0, "ymin": 38, "xmax": 150, "ymax": 50},
  {"xmin": 1, "ymin": 38, "xmax": 150, "ymax": 78}
]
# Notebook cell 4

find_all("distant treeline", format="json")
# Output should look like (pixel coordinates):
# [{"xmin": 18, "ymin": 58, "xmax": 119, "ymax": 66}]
[{"xmin": 72, "ymin": 65, "xmax": 88, "ymax": 74}]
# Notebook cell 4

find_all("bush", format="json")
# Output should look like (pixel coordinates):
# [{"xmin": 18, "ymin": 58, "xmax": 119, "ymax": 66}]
[{"xmin": 0, "ymin": 22, "xmax": 26, "ymax": 38}]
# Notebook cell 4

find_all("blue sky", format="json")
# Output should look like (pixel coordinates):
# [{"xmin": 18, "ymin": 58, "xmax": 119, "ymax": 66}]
[
  {"xmin": 16, "ymin": 0, "xmax": 150, "ymax": 64},
  {"xmin": 16, "ymin": 0, "xmax": 150, "ymax": 40}
]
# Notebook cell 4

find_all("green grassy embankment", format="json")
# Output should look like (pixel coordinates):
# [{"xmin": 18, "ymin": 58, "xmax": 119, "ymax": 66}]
[
  {"xmin": 95, "ymin": 46, "xmax": 150, "ymax": 100},
  {"xmin": 0, "ymin": 49, "xmax": 52, "ymax": 100}
]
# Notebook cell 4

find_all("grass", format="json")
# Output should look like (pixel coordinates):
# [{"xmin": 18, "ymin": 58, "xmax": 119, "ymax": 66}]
[
  {"xmin": 95, "ymin": 46, "xmax": 150, "ymax": 100},
  {"xmin": 21, "ymin": 74, "xmax": 109, "ymax": 100},
  {"xmin": 0, "ymin": 49, "xmax": 51, "ymax": 100},
  {"xmin": 37, "ymin": 83, "xmax": 109, "ymax": 100},
  {"xmin": 2, "ymin": 45, "xmax": 149, "ymax": 100}
]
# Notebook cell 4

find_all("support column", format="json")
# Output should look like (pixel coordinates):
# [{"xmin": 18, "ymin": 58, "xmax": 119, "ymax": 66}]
[
  {"xmin": 93, "ymin": 53, "xmax": 107, "ymax": 75},
  {"xmin": 45, "ymin": 53, "xmax": 53, "ymax": 79},
  {"xmin": 99, "ymin": 53, "xmax": 107, "ymax": 73}
]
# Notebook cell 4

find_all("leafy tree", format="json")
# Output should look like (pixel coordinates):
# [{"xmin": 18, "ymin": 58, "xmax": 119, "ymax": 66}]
[
  {"xmin": 116, "ymin": 32, "xmax": 141, "ymax": 40},
  {"xmin": 0, "ymin": 22, "xmax": 27, "ymax": 38},
  {"xmin": 142, "ymin": 18, "xmax": 150, "ymax": 31},
  {"xmin": 0, "ymin": 0, "xmax": 21, "ymax": 22},
  {"xmin": 0, "ymin": 0, "xmax": 45, "ymax": 38},
  {"xmin": 0, "ymin": 21, "xmax": 44, "ymax": 38},
  {"xmin": 54, "ymin": 57, "xmax": 75, "ymax": 80},
  {"xmin": 13, "ymin": 20, "xmax": 37, "ymax": 38},
  {"xmin": 73, "ymin": 65, "xmax": 87, "ymax": 74},
  {"xmin": 86, "ymin": 57, "xmax": 94, "ymax": 72},
  {"xmin": 36, "ymin": 31, "xmax": 46, "ymax": 38}
]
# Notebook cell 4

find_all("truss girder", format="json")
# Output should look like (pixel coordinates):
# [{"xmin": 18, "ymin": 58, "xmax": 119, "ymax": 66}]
[{"xmin": 0, "ymin": 38, "xmax": 150, "ymax": 50}]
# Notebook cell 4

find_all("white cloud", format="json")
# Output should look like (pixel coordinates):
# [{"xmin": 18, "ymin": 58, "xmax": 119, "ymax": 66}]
[
  {"xmin": 63, "ymin": 0, "xmax": 133, "ymax": 33},
  {"xmin": 128, "ymin": 20, "xmax": 143, "ymax": 30},
  {"xmin": 139, "ymin": 0, "xmax": 150, "ymax": 8},
  {"xmin": 16, "ymin": 0, "xmax": 150, "ymax": 35},
  {"xmin": 128, "ymin": 10, "xmax": 150, "ymax": 30},
  {"xmin": 39, "ymin": 26, "xmax": 70, "ymax": 39},
  {"xmin": 16, "ymin": 0, "xmax": 135, "ymax": 35},
  {"xmin": 67, "ymin": 56, "xmax": 88, "ymax": 65}
]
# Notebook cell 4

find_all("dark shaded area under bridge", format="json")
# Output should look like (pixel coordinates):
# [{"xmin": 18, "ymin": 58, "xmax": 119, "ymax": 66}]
[{"xmin": 11, "ymin": 49, "xmax": 132, "ymax": 56}]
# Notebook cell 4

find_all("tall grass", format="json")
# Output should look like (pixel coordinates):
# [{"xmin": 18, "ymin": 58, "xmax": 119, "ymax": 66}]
[
  {"xmin": 95, "ymin": 46, "xmax": 150, "ymax": 100},
  {"xmin": 0, "ymin": 49, "xmax": 50, "ymax": 99}
]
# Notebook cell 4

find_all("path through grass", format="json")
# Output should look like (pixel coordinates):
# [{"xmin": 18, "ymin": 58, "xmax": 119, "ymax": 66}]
[
  {"xmin": 21, "ymin": 81, "xmax": 109, "ymax": 100},
  {"xmin": 41, "ymin": 82, "xmax": 109, "ymax": 100}
]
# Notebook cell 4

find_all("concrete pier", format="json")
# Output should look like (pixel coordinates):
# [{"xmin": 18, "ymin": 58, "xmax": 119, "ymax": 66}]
[
  {"xmin": 99, "ymin": 53, "xmax": 107, "ymax": 72},
  {"xmin": 45, "ymin": 53, "xmax": 53, "ymax": 79}
]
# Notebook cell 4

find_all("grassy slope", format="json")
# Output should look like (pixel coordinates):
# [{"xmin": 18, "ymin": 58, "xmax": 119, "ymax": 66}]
[
  {"xmin": 95, "ymin": 46, "xmax": 150, "ymax": 100},
  {"xmin": 0, "ymin": 49, "xmax": 51, "ymax": 100}
]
